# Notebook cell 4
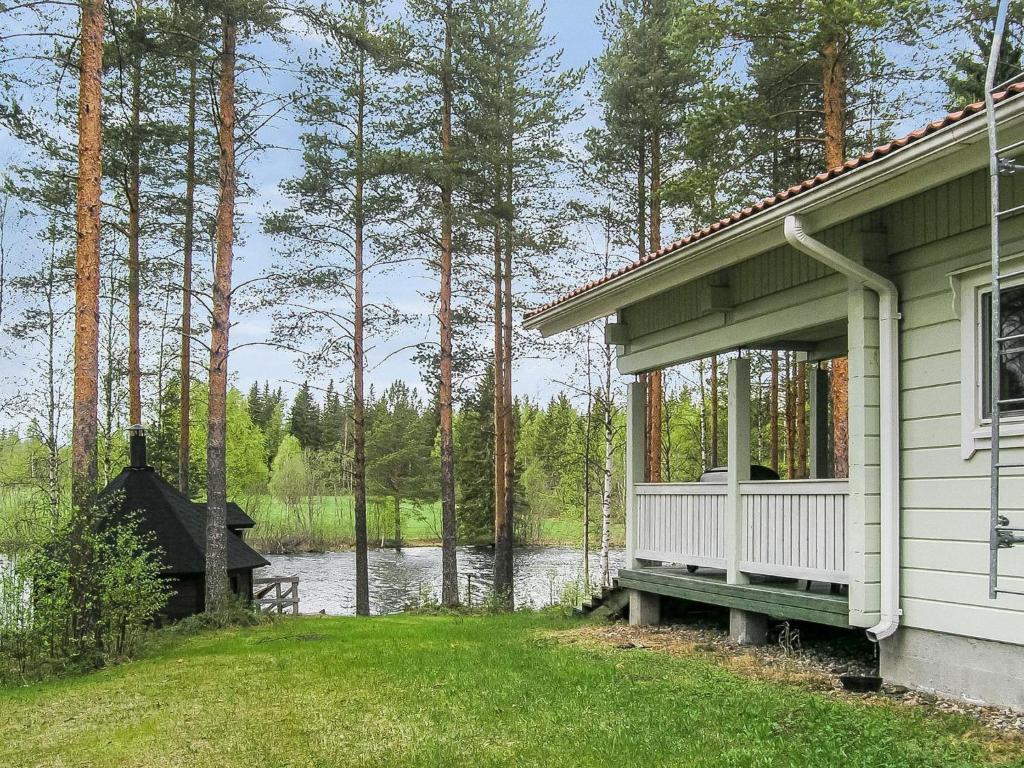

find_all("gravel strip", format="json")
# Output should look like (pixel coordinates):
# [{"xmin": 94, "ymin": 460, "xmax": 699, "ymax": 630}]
[{"xmin": 559, "ymin": 621, "xmax": 1024, "ymax": 734}]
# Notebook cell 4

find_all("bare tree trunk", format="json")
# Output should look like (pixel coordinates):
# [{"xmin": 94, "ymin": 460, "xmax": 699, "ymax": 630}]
[
  {"xmin": 353, "ymin": 48, "xmax": 370, "ymax": 616},
  {"xmin": 822, "ymin": 33, "xmax": 850, "ymax": 479},
  {"xmin": 179, "ymin": 61, "xmax": 197, "ymax": 496},
  {"xmin": 71, "ymin": 0, "xmax": 104, "ymax": 509},
  {"xmin": 438, "ymin": 1, "xmax": 458, "ymax": 606},
  {"xmin": 770, "ymin": 350, "xmax": 779, "ymax": 473},
  {"xmin": 126, "ymin": 0, "xmax": 143, "ymax": 426},
  {"xmin": 205, "ymin": 14, "xmax": 236, "ymax": 613}
]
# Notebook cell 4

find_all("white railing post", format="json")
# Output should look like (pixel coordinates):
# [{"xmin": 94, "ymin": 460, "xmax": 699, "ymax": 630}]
[
  {"xmin": 625, "ymin": 378, "xmax": 647, "ymax": 570},
  {"xmin": 727, "ymin": 356, "xmax": 751, "ymax": 585}
]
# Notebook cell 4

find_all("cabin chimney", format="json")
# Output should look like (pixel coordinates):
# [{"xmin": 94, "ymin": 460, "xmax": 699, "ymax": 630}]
[{"xmin": 128, "ymin": 424, "xmax": 148, "ymax": 469}]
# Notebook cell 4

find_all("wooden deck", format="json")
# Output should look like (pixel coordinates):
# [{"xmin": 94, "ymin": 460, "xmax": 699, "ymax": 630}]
[{"xmin": 617, "ymin": 566, "xmax": 850, "ymax": 628}]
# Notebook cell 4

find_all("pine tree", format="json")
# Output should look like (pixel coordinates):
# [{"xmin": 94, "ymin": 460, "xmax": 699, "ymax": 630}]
[
  {"xmin": 946, "ymin": 1, "xmax": 1024, "ymax": 107},
  {"xmin": 71, "ymin": 0, "xmax": 104, "ymax": 510},
  {"xmin": 265, "ymin": 0, "xmax": 406, "ymax": 614},
  {"xmin": 404, "ymin": 0, "xmax": 465, "ymax": 606},
  {"xmin": 460, "ymin": 0, "xmax": 580, "ymax": 605}
]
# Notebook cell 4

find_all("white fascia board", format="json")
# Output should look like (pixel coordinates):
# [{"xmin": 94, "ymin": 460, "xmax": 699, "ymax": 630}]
[{"xmin": 525, "ymin": 99, "xmax": 1024, "ymax": 338}]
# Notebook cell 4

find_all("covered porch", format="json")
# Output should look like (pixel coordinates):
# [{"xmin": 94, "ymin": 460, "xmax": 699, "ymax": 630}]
[
  {"xmin": 605, "ymin": 221, "xmax": 889, "ymax": 637},
  {"xmin": 621, "ymin": 344, "xmax": 857, "ymax": 633}
]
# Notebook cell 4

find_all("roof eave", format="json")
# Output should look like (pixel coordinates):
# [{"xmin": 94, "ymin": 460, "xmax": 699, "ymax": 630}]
[{"xmin": 525, "ymin": 97, "xmax": 1024, "ymax": 337}]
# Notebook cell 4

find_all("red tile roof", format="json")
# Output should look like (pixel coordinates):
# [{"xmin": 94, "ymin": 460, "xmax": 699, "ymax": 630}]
[{"xmin": 527, "ymin": 83, "xmax": 1024, "ymax": 322}]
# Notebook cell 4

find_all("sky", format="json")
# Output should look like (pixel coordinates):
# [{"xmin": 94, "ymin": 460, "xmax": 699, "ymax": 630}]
[
  {"xmin": 0, "ymin": 0, "xmax": 967, "ymax": 427},
  {"xmin": 226, "ymin": 0, "xmax": 609, "ymax": 408}
]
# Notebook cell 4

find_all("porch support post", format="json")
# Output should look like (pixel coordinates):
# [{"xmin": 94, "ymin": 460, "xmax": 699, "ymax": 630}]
[
  {"xmin": 625, "ymin": 378, "xmax": 647, "ymax": 570},
  {"xmin": 726, "ymin": 356, "xmax": 751, "ymax": 585},
  {"xmin": 808, "ymin": 364, "xmax": 830, "ymax": 479}
]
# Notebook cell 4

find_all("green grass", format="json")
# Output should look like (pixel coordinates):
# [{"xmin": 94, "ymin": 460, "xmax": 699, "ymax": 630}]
[
  {"xmin": 240, "ymin": 495, "xmax": 626, "ymax": 551},
  {"xmin": 0, "ymin": 487, "xmax": 625, "ymax": 552},
  {"xmin": 1, "ymin": 613, "xmax": 1019, "ymax": 768}
]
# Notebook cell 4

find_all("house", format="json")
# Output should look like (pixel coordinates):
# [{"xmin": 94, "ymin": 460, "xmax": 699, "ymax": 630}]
[
  {"xmin": 97, "ymin": 426, "xmax": 269, "ymax": 621},
  {"xmin": 525, "ymin": 84, "xmax": 1024, "ymax": 709}
]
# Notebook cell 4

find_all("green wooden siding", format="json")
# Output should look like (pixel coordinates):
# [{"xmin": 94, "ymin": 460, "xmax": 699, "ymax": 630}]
[
  {"xmin": 615, "ymin": 168, "xmax": 1024, "ymax": 644},
  {"xmin": 890, "ymin": 171, "xmax": 1024, "ymax": 646}
]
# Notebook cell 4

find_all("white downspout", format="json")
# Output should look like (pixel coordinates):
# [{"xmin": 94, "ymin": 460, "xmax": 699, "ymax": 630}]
[{"xmin": 784, "ymin": 215, "xmax": 902, "ymax": 642}]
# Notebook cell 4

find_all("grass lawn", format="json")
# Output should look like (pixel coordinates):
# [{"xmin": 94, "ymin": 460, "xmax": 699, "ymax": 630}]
[{"xmin": 1, "ymin": 613, "xmax": 1019, "ymax": 768}]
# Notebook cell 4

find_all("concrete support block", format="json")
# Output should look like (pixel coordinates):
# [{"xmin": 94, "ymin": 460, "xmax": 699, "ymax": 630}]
[
  {"xmin": 628, "ymin": 590, "xmax": 661, "ymax": 627},
  {"xmin": 730, "ymin": 608, "xmax": 768, "ymax": 645}
]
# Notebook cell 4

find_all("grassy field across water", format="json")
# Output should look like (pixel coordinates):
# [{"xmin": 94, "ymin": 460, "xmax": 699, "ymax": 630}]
[
  {"xmin": 1, "ymin": 612, "xmax": 1020, "ymax": 768},
  {"xmin": 238, "ymin": 495, "xmax": 626, "ymax": 552}
]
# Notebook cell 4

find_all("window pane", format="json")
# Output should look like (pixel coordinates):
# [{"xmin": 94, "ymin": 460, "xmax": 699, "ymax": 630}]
[{"xmin": 982, "ymin": 285, "xmax": 1024, "ymax": 417}]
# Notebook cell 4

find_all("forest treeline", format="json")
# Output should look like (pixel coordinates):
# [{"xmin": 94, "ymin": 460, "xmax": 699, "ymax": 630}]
[{"xmin": 0, "ymin": 0, "xmax": 1018, "ymax": 628}]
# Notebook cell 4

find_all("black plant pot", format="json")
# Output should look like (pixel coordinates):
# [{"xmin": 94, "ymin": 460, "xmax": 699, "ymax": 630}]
[{"xmin": 840, "ymin": 674, "xmax": 883, "ymax": 693}]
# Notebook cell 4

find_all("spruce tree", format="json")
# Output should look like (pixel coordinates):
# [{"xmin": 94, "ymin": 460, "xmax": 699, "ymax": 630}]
[{"xmin": 288, "ymin": 380, "xmax": 322, "ymax": 450}]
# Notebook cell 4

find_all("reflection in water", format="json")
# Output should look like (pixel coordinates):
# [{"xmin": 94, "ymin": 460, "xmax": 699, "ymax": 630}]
[{"xmin": 265, "ymin": 546, "xmax": 625, "ymax": 616}]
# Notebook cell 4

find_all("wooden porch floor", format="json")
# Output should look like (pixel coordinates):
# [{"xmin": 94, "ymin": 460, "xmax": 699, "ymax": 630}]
[{"xmin": 617, "ymin": 566, "xmax": 850, "ymax": 628}]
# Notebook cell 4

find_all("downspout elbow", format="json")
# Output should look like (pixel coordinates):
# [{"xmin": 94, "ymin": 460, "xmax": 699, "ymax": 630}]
[{"xmin": 783, "ymin": 214, "xmax": 901, "ymax": 646}]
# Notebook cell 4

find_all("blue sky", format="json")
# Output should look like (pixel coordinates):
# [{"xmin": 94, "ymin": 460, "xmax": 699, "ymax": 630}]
[
  {"xmin": 227, "ymin": 0, "xmax": 609, "ymax": 407},
  {"xmin": 0, "ymin": 0, "xmax": 966, "ymax": 425}
]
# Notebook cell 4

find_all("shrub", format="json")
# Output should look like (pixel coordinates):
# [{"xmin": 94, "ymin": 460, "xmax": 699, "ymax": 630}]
[{"xmin": 0, "ymin": 498, "xmax": 170, "ymax": 682}]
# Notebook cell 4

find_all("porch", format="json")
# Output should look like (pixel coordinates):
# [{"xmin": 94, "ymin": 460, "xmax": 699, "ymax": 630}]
[{"xmin": 623, "ymin": 349, "xmax": 863, "ymax": 632}]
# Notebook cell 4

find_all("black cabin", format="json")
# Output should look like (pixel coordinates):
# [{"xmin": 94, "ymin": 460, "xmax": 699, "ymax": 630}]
[{"xmin": 97, "ymin": 426, "xmax": 269, "ymax": 620}]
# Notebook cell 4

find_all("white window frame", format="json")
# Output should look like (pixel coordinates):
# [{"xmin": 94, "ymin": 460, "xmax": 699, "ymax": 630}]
[{"xmin": 956, "ymin": 258, "xmax": 1024, "ymax": 459}]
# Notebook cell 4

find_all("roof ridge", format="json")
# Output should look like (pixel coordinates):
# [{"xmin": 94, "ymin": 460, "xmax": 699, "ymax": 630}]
[{"xmin": 527, "ymin": 82, "xmax": 1024, "ymax": 321}]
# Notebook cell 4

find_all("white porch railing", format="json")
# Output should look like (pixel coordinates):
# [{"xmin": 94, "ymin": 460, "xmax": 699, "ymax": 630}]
[
  {"xmin": 634, "ymin": 479, "xmax": 848, "ymax": 583},
  {"xmin": 635, "ymin": 483, "xmax": 727, "ymax": 567}
]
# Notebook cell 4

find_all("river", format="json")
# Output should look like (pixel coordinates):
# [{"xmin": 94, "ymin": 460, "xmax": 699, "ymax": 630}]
[{"xmin": 264, "ymin": 545, "xmax": 625, "ymax": 615}]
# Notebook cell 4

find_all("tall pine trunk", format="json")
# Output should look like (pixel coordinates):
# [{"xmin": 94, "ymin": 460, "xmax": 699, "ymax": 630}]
[
  {"xmin": 179, "ymin": 61, "xmax": 197, "ymax": 496},
  {"xmin": 353, "ymin": 50, "xmax": 370, "ymax": 616},
  {"xmin": 205, "ymin": 14, "xmax": 236, "ymax": 613},
  {"xmin": 495, "ymin": 151, "xmax": 515, "ymax": 607},
  {"xmin": 126, "ymin": 0, "xmax": 143, "ymax": 426},
  {"xmin": 438, "ymin": 1, "xmax": 459, "ymax": 606},
  {"xmin": 822, "ymin": 33, "xmax": 850, "ymax": 478},
  {"xmin": 492, "ymin": 219, "xmax": 508, "ymax": 601},
  {"xmin": 71, "ymin": 0, "xmax": 104, "ymax": 509}
]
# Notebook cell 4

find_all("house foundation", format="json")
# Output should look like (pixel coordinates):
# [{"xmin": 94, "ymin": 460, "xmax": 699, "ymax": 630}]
[{"xmin": 881, "ymin": 627, "xmax": 1024, "ymax": 711}]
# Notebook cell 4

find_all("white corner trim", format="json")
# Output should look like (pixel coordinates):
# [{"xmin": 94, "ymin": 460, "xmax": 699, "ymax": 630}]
[{"xmin": 954, "ymin": 256, "xmax": 1024, "ymax": 459}]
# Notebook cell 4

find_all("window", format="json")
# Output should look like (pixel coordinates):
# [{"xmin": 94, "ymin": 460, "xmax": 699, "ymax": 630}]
[
  {"xmin": 981, "ymin": 284, "xmax": 1024, "ymax": 418},
  {"xmin": 954, "ymin": 259, "xmax": 1024, "ymax": 458}
]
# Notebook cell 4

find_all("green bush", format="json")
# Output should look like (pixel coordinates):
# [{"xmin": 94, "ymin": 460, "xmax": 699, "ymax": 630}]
[{"xmin": 0, "ymin": 499, "xmax": 170, "ymax": 682}]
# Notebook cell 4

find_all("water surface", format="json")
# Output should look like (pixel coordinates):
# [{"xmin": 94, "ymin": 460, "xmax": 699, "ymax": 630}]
[{"xmin": 264, "ymin": 545, "xmax": 624, "ymax": 615}]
